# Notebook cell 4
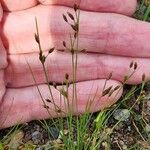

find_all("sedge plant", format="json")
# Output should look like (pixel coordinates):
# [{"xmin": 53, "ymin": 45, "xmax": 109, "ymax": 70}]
[{"xmin": 33, "ymin": 3, "xmax": 143, "ymax": 150}]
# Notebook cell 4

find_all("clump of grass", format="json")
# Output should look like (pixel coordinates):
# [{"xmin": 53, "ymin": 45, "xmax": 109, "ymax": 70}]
[
  {"xmin": 31, "ymin": 3, "xmax": 142, "ymax": 150},
  {"xmin": 135, "ymin": 0, "xmax": 150, "ymax": 20}
]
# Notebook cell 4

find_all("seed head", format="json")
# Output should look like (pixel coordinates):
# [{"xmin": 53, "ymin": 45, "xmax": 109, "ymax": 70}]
[
  {"xmin": 142, "ymin": 73, "xmax": 146, "ymax": 82},
  {"xmin": 102, "ymin": 86, "xmax": 113, "ymax": 97},
  {"xmin": 43, "ymin": 105, "xmax": 49, "ymax": 109},
  {"xmin": 46, "ymin": 99, "xmax": 51, "ymax": 103},
  {"xmin": 108, "ymin": 90, "xmax": 114, "ymax": 97},
  {"xmin": 34, "ymin": 33, "xmax": 39, "ymax": 43},
  {"xmin": 129, "ymin": 61, "xmax": 134, "ymax": 68},
  {"xmin": 60, "ymin": 89, "xmax": 68, "ymax": 98},
  {"xmin": 63, "ymin": 14, "xmax": 68, "ymax": 22},
  {"xmin": 56, "ymin": 108, "xmax": 62, "ymax": 113},
  {"xmin": 73, "ymin": 3, "xmax": 79, "ymax": 12},
  {"xmin": 74, "ymin": 32, "xmax": 77, "ymax": 39},
  {"xmin": 134, "ymin": 62, "xmax": 138, "ymax": 70},
  {"xmin": 71, "ymin": 24, "xmax": 78, "ymax": 32},
  {"xmin": 81, "ymin": 49, "xmax": 86, "ymax": 53},
  {"xmin": 65, "ymin": 73, "xmax": 69, "ymax": 80},
  {"xmin": 71, "ymin": 48, "xmax": 75, "ymax": 54},
  {"xmin": 113, "ymin": 85, "xmax": 120, "ymax": 91},
  {"xmin": 67, "ymin": 12, "xmax": 74, "ymax": 20},
  {"xmin": 39, "ymin": 55, "xmax": 46, "ymax": 64},
  {"xmin": 63, "ymin": 41, "xmax": 67, "ymax": 47},
  {"xmin": 49, "ymin": 47, "xmax": 55, "ymax": 53}
]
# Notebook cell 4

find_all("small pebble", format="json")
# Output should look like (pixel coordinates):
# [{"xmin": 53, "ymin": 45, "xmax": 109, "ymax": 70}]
[
  {"xmin": 145, "ymin": 124, "xmax": 150, "ymax": 133},
  {"xmin": 127, "ymin": 126, "xmax": 131, "ymax": 132},
  {"xmin": 32, "ymin": 131, "xmax": 43, "ymax": 144},
  {"xmin": 147, "ymin": 101, "xmax": 150, "ymax": 108},
  {"xmin": 36, "ymin": 147, "xmax": 43, "ymax": 150},
  {"xmin": 119, "ymin": 140, "xmax": 125, "ymax": 146},
  {"xmin": 113, "ymin": 109, "xmax": 130, "ymax": 121},
  {"xmin": 49, "ymin": 127, "xmax": 59, "ymax": 140},
  {"xmin": 122, "ymin": 144, "xmax": 128, "ymax": 150}
]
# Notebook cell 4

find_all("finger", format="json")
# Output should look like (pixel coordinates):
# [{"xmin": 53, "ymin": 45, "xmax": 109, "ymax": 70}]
[
  {"xmin": 0, "ymin": 70, "xmax": 6, "ymax": 101},
  {"xmin": 1, "ymin": 0, "xmax": 38, "ymax": 11},
  {"xmin": 6, "ymin": 51, "xmax": 150, "ymax": 88},
  {"xmin": 1, "ymin": 5, "xmax": 150, "ymax": 57},
  {"xmin": 0, "ymin": 3, "xmax": 7, "ymax": 69},
  {"xmin": 1, "ymin": 0, "xmax": 137, "ymax": 15},
  {"xmin": 0, "ymin": 4, "xmax": 7, "ymax": 105},
  {"xmin": 0, "ymin": 79, "xmax": 122, "ymax": 128},
  {"xmin": 39, "ymin": 0, "xmax": 137, "ymax": 16},
  {"xmin": 0, "ymin": 38, "xmax": 7, "ymax": 69}
]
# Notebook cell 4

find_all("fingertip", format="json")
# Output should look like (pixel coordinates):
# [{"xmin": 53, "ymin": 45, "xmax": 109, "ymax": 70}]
[
  {"xmin": 38, "ymin": 0, "xmax": 137, "ymax": 16},
  {"xmin": 1, "ymin": 0, "xmax": 38, "ymax": 11},
  {"xmin": 0, "ymin": 79, "xmax": 123, "ymax": 129},
  {"xmin": 102, "ymin": 80, "xmax": 123, "ymax": 109},
  {"xmin": 70, "ymin": 79, "xmax": 123, "ymax": 113},
  {"xmin": 92, "ymin": 80, "xmax": 123, "ymax": 111},
  {"xmin": 125, "ymin": 0, "xmax": 137, "ymax": 16}
]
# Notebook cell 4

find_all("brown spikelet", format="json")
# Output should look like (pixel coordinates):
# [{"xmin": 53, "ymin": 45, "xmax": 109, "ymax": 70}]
[
  {"xmin": 71, "ymin": 24, "xmax": 79, "ymax": 32},
  {"xmin": 71, "ymin": 48, "xmax": 75, "ymax": 54},
  {"xmin": 60, "ymin": 89, "xmax": 68, "ymax": 98},
  {"xmin": 34, "ymin": 33, "xmax": 39, "ymax": 43},
  {"xmin": 73, "ymin": 3, "xmax": 79, "ymax": 12},
  {"xmin": 67, "ymin": 12, "xmax": 75, "ymax": 20},
  {"xmin": 65, "ymin": 73, "xmax": 69, "ymax": 80},
  {"xmin": 74, "ymin": 32, "xmax": 77, "ymax": 39},
  {"xmin": 43, "ymin": 105, "xmax": 49, "ymax": 109},
  {"xmin": 56, "ymin": 108, "xmax": 62, "ymax": 113},
  {"xmin": 129, "ymin": 61, "xmax": 134, "ymax": 68},
  {"xmin": 81, "ymin": 49, "xmax": 86, "ymax": 53},
  {"xmin": 63, "ymin": 41, "xmax": 67, "ymax": 47},
  {"xmin": 46, "ymin": 99, "xmax": 51, "ymax": 103},
  {"xmin": 39, "ymin": 55, "xmax": 46, "ymax": 64},
  {"xmin": 142, "ymin": 73, "xmax": 146, "ymax": 82},
  {"xmin": 63, "ymin": 14, "xmax": 68, "ymax": 22},
  {"xmin": 108, "ymin": 90, "xmax": 114, "ymax": 97},
  {"xmin": 134, "ymin": 62, "xmax": 138, "ymax": 70},
  {"xmin": 113, "ymin": 85, "xmax": 120, "ymax": 91},
  {"xmin": 102, "ymin": 86, "xmax": 113, "ymax": 97},
  {"xmin": 49, "ymin": 47, "xmax": 55, "ymax": 53}
]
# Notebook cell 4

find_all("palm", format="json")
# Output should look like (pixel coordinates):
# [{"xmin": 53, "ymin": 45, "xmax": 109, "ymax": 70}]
[{"xmin": 0, "ymin": 0, "xmax": 149, "ymax": 129}]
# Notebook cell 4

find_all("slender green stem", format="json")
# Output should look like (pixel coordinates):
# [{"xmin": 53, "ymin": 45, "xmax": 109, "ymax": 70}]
[{"xmin": 144, "ymin": 4, "xmax": 150, "ymax": 21}]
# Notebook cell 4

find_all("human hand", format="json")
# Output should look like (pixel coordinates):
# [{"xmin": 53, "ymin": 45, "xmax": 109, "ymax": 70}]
[
  {"xmin": 0, "ymin": 2, "xmax": 7, "ymax": 125},
  {"xmin": 0, "ymin": 0, "xmax": 149, "ymax": 129}
]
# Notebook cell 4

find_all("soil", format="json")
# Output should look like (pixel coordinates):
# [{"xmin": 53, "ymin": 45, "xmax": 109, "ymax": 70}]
[{"xmin": 0, "ymin": 83, "xmax": 150, "ymax": 150}]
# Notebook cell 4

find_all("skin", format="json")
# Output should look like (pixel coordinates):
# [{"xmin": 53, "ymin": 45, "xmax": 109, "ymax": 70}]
[{"xmin": 0, "ymin": 0, "xmax": 149, "ymax": 129}]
